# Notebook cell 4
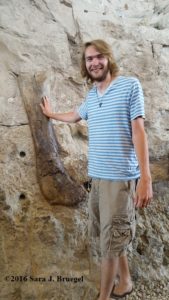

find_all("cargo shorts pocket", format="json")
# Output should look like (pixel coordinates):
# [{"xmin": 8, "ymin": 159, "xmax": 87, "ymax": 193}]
[{"xmin": 107, "ymin": 215, "xmax": 135, "ymax": 254}]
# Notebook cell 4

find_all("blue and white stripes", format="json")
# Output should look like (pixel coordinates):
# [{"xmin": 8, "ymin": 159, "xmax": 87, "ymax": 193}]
[{"xmin": 77, "ymin": 76, "xmax": 145, "ymax": 180}]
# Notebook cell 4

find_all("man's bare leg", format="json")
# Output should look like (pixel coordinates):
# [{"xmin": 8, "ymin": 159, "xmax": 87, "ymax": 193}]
[
  {"xmin": 97, "ymin": 257, "xmax": 119, "ymax": 300},
  {"xmin": 113, "ymin": 255, "xmax": 133, "ymax": 295}
]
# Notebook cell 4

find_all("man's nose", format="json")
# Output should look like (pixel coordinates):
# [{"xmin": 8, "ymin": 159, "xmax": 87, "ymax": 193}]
[{"xmin": 92, "ymin": 56, "xmax": 99, "ymax": 65}]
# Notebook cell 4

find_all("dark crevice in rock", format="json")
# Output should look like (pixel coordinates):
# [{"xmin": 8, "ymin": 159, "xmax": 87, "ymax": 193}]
[
  {"xmin": 0, "ymin": 123, "xmax": 29, "ymax": 127},
  {"xmin": 10, "ymin": 71, "xmax": 19, "ymax": 78},
  {"xmin": 66, "ymin": 6, "xmax": 84, "ymax": 74},
  {"xmin": 66, "ymin": 32, "xmax": 83, "ymax": 69},
  {"xmin": 30, "ymin": 0, "xmax": 56, "ymax": 22},
  {"xmin": 67, "ymin": 33, "xmax": 76, "ymax": 46},
  {"xmin": 71, "ymin": 5, "xmax": 83, "ymax": 46},
  {"xmin": 83, "ymin": 179, "xmax": 92, "ymax": 193},
  {"xmin": 136, "ymin": 244, "xmax": 144, "ymax": 256},
  {"xmin": 41, "ymin": 0, "xmax": 57, "ymax": 23},
  {"xmin": 151, "ymin": 42, "xmax": 155, "ymax": 58},
  {"xmin": 153, "ymin": 24, "xmax": 162, "ymax": 30},
  {"xmin": 157, "ymin": 66, "xmax": 160, "ymax": 75},
  {"xmin": 153, "ymin": 3, "xmax": 169, "ymax": 15},
  {"xmin": 59, "ymin": 0, "xmax": 72, "ymax": 8}
]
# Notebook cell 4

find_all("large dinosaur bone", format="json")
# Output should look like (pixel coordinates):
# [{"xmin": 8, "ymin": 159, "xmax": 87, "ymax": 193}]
[{"xmin": 18, "ymin": 72, "xmax": 86, "ymax": 205}]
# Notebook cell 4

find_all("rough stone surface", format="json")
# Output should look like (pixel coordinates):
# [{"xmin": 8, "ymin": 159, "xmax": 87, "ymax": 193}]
[{"xmin": 0, "ymin": 0, "xmax": 169, "ymax": 299}]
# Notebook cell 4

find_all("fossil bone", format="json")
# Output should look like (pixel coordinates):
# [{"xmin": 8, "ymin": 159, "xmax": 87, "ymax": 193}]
[{"xmin": 18, "ymin": 72, "xmax": 86, "ymax": 205}]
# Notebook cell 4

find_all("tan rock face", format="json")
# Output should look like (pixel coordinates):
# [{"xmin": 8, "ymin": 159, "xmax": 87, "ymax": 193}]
[{"xmin": 0, "ymin": 0, "xmax": 169, "ymax": 299}]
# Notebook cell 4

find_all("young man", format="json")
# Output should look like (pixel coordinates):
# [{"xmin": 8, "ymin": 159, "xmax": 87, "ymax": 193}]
[{"xmin": 40, "ymin": 40, "xmax": 153, "ymax": 300}]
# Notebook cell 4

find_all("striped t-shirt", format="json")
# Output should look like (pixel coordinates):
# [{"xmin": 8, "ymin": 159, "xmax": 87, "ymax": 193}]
[{"xmin": 77, "ymin": 76, "xmax": 145, "ymax": 180}]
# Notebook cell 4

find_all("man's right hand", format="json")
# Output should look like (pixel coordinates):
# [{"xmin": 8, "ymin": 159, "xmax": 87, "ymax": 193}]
[
  {"xmin": 40, "ymin": 96, "xmax": 81, "ymax": 123},
  {"xmin": 40, "ymin": 96, "xmax": 53, "ymax": 118}
]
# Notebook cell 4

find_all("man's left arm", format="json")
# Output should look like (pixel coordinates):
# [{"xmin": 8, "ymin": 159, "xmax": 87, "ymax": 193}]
[{"xmin": 132, "ymin": 117, "xmax": 153, "ymax": 208}]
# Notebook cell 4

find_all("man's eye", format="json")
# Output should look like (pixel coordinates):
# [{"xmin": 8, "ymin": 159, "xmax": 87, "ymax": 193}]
[
  {"xmin": 86, "ymin": 57, "xmax": 92, "ymax": 62},
  {"xmin": 85, "ymin": 54, "xmax": 105, "ymax": 62},
  {"xmin": 97, "ymin": 54, "xmax": 104, "ymax": 59}
]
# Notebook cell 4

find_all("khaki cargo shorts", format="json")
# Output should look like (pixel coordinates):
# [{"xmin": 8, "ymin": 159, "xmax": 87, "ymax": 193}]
[{"xmin": 88, "ymin": 179, "xmax": 136, "ymax": 258}]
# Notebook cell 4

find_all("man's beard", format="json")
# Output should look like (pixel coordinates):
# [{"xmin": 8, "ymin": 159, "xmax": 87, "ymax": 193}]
[{"xmin": 88, "ymin": 65, "xmax": 109, "ymax": 82}]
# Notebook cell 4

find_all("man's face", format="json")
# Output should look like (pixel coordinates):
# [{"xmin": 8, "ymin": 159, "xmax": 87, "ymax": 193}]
[{"xmin": 85, "ymin": 45, "xmax": 109, "ymax": 82}]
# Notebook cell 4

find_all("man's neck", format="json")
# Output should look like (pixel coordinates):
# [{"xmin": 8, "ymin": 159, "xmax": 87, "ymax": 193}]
[{"xmin": 95, "ymin": 73, "xmax": 118, "ymax": 94}]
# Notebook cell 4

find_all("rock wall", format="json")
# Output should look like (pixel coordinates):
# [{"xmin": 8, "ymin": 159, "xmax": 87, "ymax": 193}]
[{"xmin": 0, "ymin": 0, "xmax": 169, "ymax": 299}]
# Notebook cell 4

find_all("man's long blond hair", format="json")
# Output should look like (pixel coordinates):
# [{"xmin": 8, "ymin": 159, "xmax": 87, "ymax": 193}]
[{"xmin": 81, "ymin": 39, "xmax": 119, "ymax": 83}]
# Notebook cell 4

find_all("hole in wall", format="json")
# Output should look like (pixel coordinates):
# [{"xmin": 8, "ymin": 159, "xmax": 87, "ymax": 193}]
[
  {"xmin": 83, "ymin": 180, "xmax": 92, "ymax": 192},
  {"xmin": 19, "ymin": 193, "xmax": 26, "ymax": 200},
  {"xmin": 136, "ymin": 246, "xmax": 143, "ymax": 255},
  {"xmin": 19, "ymin": 151, "xmax": 26, "ymax": 157}
]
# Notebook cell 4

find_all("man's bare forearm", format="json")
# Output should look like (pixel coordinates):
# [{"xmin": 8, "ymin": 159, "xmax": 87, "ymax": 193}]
[
  {"xmin": 48, "ymin": 111, "xmax": 81, "ymax": 123},
  {"xmin": 131, "ymin": 118, "xmax": 151, "ymax": 180},
  {"xmin": 132, "ymin": 125, "xmax": 153, "ymax": 207},
  {"xmin": 40, "ymin": 97, "xmax": 81, "ymax": 123},
  {"xmin": 132, "ymin": 129, "xmax": 151, "ymax": 181}
]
